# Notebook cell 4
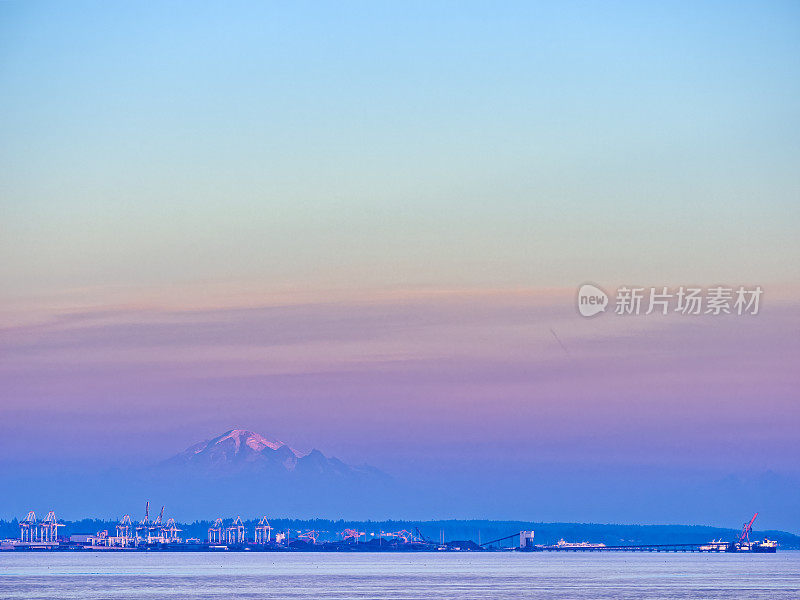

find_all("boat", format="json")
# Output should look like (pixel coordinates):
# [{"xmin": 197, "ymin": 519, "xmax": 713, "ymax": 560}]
[
  {"xmin": 701, "ymin": 514, "xmax": 778, "ymax": 553},
  {"xmin": 555, "ymin": 539, "xmax": 606, "ymax": 549},
  {"xmin": 698, "ymin": 539, "xmax": 728, "ymax": 552},
  {"xmin": 730, "ymin": 538, "xmax": 777, "ymax": 553}
]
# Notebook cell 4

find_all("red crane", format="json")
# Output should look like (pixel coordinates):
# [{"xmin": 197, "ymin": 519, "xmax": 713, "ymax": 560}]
[{"xmin": 739, "ymin": 513, "xmax": 758, "ymax": 543}]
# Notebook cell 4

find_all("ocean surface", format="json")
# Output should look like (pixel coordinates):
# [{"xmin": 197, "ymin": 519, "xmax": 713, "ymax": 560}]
[{"xmin": 1, "ymin": 551, "xmax": 798, "ymax": 599}]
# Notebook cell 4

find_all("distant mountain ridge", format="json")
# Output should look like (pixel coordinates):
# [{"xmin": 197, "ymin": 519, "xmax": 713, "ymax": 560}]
[
  {"xmin": 141, "ymin": 427, "xmax": 394, "ymax": 515},
  {"xmin": 160, "ymin": 428, "xmax": 383, "ymax": 480}
]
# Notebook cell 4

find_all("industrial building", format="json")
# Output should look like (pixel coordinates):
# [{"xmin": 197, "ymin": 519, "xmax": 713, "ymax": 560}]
[{"xmin": 3, "ymin": 506, "xmax": 776, "ymax": 554}]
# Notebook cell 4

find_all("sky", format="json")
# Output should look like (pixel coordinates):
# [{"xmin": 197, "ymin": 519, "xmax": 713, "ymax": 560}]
[{"xmin": 1, "ymin": 2, "xmax": 799, "ymax": 528}]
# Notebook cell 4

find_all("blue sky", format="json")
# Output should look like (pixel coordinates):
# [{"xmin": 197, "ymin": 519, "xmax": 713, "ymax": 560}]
[
  {"xmin": 1, "ymin": 1, "xmax": 799, "ymax": 527},
  {"xmin": 2, "ymin": 1, "xmax": 798, "ymax": 297}
]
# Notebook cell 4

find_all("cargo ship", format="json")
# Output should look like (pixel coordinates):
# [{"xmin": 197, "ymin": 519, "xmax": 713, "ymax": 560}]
[
  {"xmin": 555, "ymin": 539, "xmax": 606, "ymax": 549},
  {"xmin": 701, "ymin": 513, "xmax": 777, "ymax": 553},
  {"xmin": 731, "ymin": 538, "xmax": 777, "ymax": 553}
]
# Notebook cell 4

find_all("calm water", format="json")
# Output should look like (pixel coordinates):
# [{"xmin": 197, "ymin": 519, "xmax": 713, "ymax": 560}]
[{"xmin": 1, "ymin": 551, "xmax": 798, "ymax": 599}]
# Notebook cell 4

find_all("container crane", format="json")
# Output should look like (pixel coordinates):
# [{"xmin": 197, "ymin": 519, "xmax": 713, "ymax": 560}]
[
  {"xmin": 116, "ymin": 515, "xmax": 133, "ymax": 547},
  {"xmin": 39, "ymin": 511, "xmax": 63, "ymax": 543},
  {"xmin": 208, "ymin": 518, "xmax": 224, "ymax": 544},
  {"xmin": 225, "ymin": 516, "xmax": 246, "ymax": 545},
  {"xmin": 340, "ymin": 528, "xmax": 364, "ymax": 543},
  {"xmin": 254, "ymin": 517, "xmax": 272, "ymax": 544},
  {"xmin": 162, "ymin": 518, "xmax": 181, "ymax": 543},
  {"xmin": 149, "ymin": 505, "xmax": 165, "ymax": 541},
  {"xmin": 297, "ymin": 530, "xmax": 320, "ymax": 544},
  {"xmin": 135, "ymin": 501, "xmax": 151, "ymax": 543},
  {"xmin": 20, "ymin": 511, "xmax": 38, "ymax": 543}
]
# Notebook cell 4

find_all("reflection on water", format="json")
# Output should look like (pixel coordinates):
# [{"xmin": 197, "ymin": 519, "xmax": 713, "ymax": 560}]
[{"xmin": 1, "ymin": 551, "xmax": 799, "ymax": 599}]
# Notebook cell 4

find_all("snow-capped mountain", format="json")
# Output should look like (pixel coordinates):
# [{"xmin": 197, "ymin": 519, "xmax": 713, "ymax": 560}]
[
  {"xmin": 160, "ymin": 428, "xmax": 381, "ymax": 479},
  {"xmin": 141, "ymin": 428, "xmax": 393, "ymax": 516}
]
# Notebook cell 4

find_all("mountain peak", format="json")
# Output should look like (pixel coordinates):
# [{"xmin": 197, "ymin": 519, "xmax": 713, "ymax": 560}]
[
  {"xmin": 210, "ymin": 429, "xmax": 294, "ymax": 455},
  {"xmin": 164, "ymin": 429, "xmax": 308, "ymax": 474},
  {"xmin": 159, "ymin": 429, "xmax": 388, "ymax": 485}
]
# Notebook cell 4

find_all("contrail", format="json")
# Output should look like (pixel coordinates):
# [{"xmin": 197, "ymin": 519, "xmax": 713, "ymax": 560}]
[{"xmin": 550, "ymin": 327, "xmax": 571, "ymax": 357}]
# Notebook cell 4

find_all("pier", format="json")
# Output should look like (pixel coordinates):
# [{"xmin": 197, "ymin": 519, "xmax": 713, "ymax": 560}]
[{"xmin": 537, "ymin": 542, "xmax": 707, "ymax": 552}]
